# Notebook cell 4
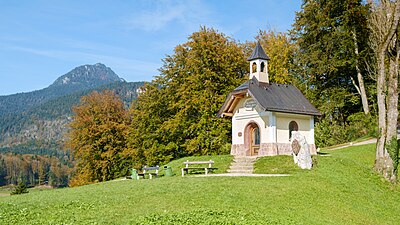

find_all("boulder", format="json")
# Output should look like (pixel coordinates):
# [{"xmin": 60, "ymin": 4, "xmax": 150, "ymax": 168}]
[{"xmin": 291, "ymin": 132, "xmax": 312, "ymax": 169}]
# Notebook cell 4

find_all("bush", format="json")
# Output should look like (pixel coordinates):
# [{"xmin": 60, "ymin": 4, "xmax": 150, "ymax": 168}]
[
  {"xmin": 346, "ymin": 112, "xmax": 377, "ymax": 140},
  {"xmin": 10, "ymin": 183, "xmax": 29, "ymax": 195},
  {"xmin": 315, "ymin": 113, "xmax": 377, "ymax": 148},
  {"xmin": 315, "ymin": 118, "xmax": 348, "ymax": 147}
]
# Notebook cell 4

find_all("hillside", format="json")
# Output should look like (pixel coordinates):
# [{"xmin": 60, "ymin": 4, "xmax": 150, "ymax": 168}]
[
  {"xmin": 1, "ymin": 144, "xmax": 399, "ymax": 224},
  {"xmin": 0, "ymin": 64, "xmax": 144, "ymax": 156},
  {"xmin": 0, "ymin": 81, "xmax": 143, "ymax": 155}
]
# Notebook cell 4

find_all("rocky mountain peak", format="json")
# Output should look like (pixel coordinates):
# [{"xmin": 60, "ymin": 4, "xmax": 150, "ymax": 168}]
[{"xmin": 50, "ymin": 63, "xmax": 125, "ymax": 87}]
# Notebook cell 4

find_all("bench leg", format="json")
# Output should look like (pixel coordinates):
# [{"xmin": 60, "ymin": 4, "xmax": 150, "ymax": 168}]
[
  {"xmin": 181, "ymin": 168, "xmax": 185, "ymax": 177},
  {"xmin": 205, "ymin": 168, "xmax": 208, "ymax": 175},
  {"xmin": 149, "ymin": 174, "xmax": 152, "ymax": 179}
]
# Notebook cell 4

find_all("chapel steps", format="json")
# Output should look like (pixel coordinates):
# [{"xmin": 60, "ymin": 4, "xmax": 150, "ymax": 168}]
[{"xmin": 227, "ymin": 156, "xmax": 257, "ymax": 174}]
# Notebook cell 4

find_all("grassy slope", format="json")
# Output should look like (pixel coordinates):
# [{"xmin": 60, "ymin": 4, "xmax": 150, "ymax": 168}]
[{"xmin": 1, "ymin": 144, "xmax": 399, "ymax": 224}]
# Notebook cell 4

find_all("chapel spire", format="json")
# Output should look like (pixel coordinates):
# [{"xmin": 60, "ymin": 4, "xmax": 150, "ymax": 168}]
[{"xmin": 248, "ymin": 42, "xmax": 270, "ymax": 83}]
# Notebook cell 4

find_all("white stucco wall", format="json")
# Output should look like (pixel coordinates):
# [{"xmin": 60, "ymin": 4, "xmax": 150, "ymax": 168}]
[
  {"xmin": 232, "ymin": 97, "xmax": 269, "ymax": 145},
  {"xmin": 231, "ymin": 97, "xmax": 315, "ymax": 145},
  {"xmin": 275, "ymin": 113, "xmax": 314, "ymax": 144}
]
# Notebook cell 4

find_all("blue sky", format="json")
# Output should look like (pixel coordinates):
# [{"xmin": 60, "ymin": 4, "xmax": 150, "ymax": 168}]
[{"xmin": 0, "ymin": 0, "xmax": 302, "ymax": 95}]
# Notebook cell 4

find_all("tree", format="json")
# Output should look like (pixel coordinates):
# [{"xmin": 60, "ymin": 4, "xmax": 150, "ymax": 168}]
[
  {"xmin": 67, "ymin": 90, "xmax": 130, "ymax": 186},
  {"xmin": 0, "ymin": 156, "xmax": 6, "ymax": 186},
  {"xmin": 128, "ymin": 27, "xmax": 247, "ymax": 166},
  {"xmin": 368, "ymin": 0, "xmax": 400, "ymax": 182},
  {"xmin": 10, "ymin": 182, "xmax": 28, "ymax": 195},
  {"xmin": 291, "ymin": 0, "xmax": 371, "ymax": 116}
]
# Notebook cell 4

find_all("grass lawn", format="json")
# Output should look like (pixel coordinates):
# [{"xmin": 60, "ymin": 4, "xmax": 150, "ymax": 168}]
[{"xmin": 1, "ymin": 144, "xmax": 399, "ymax": 224}]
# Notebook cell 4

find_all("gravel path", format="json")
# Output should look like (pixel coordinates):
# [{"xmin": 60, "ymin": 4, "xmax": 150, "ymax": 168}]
[
  {"xmin": 325, "ymin": 138, "xmax": 376, "ymax": 151},
  {"xmin": 194, "ymin": 173, "xmax": 290, "ymax": 177}
]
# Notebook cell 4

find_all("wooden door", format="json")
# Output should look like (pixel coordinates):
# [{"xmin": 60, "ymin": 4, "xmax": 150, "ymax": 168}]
[{"xmin": 251, "ymin": 126, "xmax": 260, "ymax": 156}]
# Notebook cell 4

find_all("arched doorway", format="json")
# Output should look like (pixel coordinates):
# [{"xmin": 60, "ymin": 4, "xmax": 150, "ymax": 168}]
[
  {"xmin": 289, "ymin": 121, "xmax": 298, "ymax": 140},
  {"xmin": 245, "ymin": 122, "xmax": 260, "ymax": 156}
]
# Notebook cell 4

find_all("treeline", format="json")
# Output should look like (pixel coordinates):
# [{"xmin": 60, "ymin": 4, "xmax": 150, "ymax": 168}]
[
  {"xmin": 0, "ymin": 141, "xmax": 68, "ymax": 158},
  {"xmin": 0, "ymin": 153, "xmax": 73, "ymax": 187}
]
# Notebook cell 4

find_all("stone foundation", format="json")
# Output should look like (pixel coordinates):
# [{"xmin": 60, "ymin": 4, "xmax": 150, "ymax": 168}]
[
  {"xmin": 276, "ymin": 143, "xmax": 292, "ymax": 155},
  {"xmin": 231, "ymin": 143, "xmax": 318, "ymax": 156},
  {"xmin": 231, "ymin": 144, "xmax": 246, "ymax": 156},
  {"xmin": 259, "ymin": 143, "xmax": 277, "ymax": 156}
]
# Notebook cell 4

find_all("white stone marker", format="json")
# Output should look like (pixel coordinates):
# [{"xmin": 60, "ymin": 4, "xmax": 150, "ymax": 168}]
[{"xmin": 291, "ymin": 131, "xmax": 312, "ymax": 169}]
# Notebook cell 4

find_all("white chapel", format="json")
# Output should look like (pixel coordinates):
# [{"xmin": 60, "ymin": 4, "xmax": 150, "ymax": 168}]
[{"xmin": 218, "ymin": 42, "xmax": 321, "ymax": 156}]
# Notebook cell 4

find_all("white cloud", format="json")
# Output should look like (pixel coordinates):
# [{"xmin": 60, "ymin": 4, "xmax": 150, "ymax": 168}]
[
  {"xmin": 2, "ymin": 44, "xmax": 160, "ymax": 81},
  {"xmin": 126, "ymin": 0, "xmax": 213, "ymax": 32}
]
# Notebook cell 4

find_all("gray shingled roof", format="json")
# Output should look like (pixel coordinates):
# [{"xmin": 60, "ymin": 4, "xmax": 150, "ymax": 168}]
[
  {"xmin": 247, "ymin": 42, "xmax": 270, "ymax": 61},
  {"xmin": 219, "ymin": 77, "xmax": 321, "ymax": 116}
]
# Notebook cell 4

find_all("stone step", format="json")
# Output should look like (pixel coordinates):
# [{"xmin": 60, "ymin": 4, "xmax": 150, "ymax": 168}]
[
  {"xmin": 229, "ymin": 165, "xmax": 253, "ymax": 170},
  {"xmin": 228, "ymin": 156, "xmax": 257, "ymax": 174},
  {"xmin": 230, "ymin": 163, "xmax": 254, "ymax": 167},
  {"xmin": 233, "ymin": 158, "xmax": 257, "ymax": 163},
  {"xmin": 230, "ymin": 162, "xmax": 254, "ymax": 167},
  {"xmin": 227, "ymin": 169, "xmax": 253, "ymax": 173}
]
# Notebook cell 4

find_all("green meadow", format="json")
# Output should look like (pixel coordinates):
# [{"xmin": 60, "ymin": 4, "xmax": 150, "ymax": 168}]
[{"xmin": 1, "ymin": 144, "xmax": 399, "ymax": 224}]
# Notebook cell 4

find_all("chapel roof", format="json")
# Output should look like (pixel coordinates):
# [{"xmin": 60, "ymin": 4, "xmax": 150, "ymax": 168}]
[
  {"xmin": 218, "ymin": 77, "xmax": 321, "ymax": 117},
  {"xmin": 247, "ymin": 42, "xmax": 270, "ymax": 61}
]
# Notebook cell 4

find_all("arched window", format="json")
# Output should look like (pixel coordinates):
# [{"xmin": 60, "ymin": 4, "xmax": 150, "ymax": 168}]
[
  {"xmin": 289, "ymin": 121, "xmax": 298, "ymax": 140},
  {"xmin": 252, "ymin": 62, "xmax": 257, "ymax": 73},
  {"xmin": 260, "ymin": 62, "xmax": 265, "ymax": 72},
  {"xmin": 252, "ymin": 127, "xmax": 260, "ymax": 145}
]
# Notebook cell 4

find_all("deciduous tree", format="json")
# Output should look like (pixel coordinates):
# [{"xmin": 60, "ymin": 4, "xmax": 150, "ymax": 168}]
[
  {"xmin": 291, "ymin": 0, "xmax": 371, "ymax": 116},
  {"xmin": 68, "ymin": 90, "xmax": 129, "ymax": 186},
  {"xmin": 368, "ymin": 0, "xmax": 400, "ymax": 182},
  {"xmin": 128, "ymin": 27, "xmax": 247, "ymax": 166}
]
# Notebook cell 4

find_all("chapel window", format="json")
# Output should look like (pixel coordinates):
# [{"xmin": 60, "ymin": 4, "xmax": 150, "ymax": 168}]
[
  {"xmin": 289, "ymin": 121, "xmax": 299, "ymax": 140},
  {"xmin": 252, "ymin": 62, "xmax": 257, "ymax": 73},
  {"xmin": 261, "ymin": 62, "xmax": 265, "ymax": 72}
]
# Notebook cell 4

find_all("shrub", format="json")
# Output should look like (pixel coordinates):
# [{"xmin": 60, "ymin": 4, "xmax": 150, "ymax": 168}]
[
  {"xmin": 315, "ymin": 113, "xmax": 377, "ymax": 148},
  {"xmin": 10, "ymin": 183, "xmax": 29, "ymax": 195}
]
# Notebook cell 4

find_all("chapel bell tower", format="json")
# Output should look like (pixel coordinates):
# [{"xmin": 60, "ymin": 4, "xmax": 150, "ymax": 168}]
[{"xmin": 247, "ymin": 42, "xmax": 270, "ymax": 83}]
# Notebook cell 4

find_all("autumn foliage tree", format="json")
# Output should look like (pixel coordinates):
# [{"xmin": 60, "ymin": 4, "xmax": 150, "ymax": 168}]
[
  {"xmin": 127, "ymin": 27, "xmax": 247, "ymax": 166},
  {"xmin": 68, "ymin": 90, "xmax": 130, "ymax": 186}
]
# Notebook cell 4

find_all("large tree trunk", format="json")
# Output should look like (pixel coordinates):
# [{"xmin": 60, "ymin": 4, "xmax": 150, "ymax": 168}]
[
  {"xmin": 373, "ymin": 0, "xmax": 400, "ymax": 182},
  {"xmin": 351, "ymin": 30, "xmax": 369, "ymax": 115},
  {"xmin": 385, "ymin": 39, "xmax": 399, "ymax": 181},
  {"xmin": 375, "ymin": 49, "xmax": 389, "ymax": 173}
]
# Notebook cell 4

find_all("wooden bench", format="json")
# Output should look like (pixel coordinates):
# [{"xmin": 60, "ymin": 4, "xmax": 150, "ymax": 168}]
[
  {"xmin": 181, "ymin": 160, "xmax": 217, "ymax": 177},
  {"xmin": 138, "ymin": 166, "xmax": 159, "ymax": 179}
]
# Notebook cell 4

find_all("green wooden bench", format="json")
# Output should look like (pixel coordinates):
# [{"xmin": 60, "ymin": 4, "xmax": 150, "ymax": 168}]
[{"xmin": 181, "ymin": 160, "xmax": 217, "ymax": 177}]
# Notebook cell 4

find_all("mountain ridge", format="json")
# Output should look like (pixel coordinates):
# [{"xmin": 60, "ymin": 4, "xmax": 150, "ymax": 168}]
[
  {"xmin": 0, "ymin": 63, "xmax": 126, "ymax": 116},
  {"xmin": 0, "ymin": 63, "xmax": 144, "ymax": 156}
]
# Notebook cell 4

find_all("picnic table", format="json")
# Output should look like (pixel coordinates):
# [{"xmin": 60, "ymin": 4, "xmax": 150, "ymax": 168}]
[{"xmin": 181, "ymin": 160, "xmax": 217, "ymax": 177}]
